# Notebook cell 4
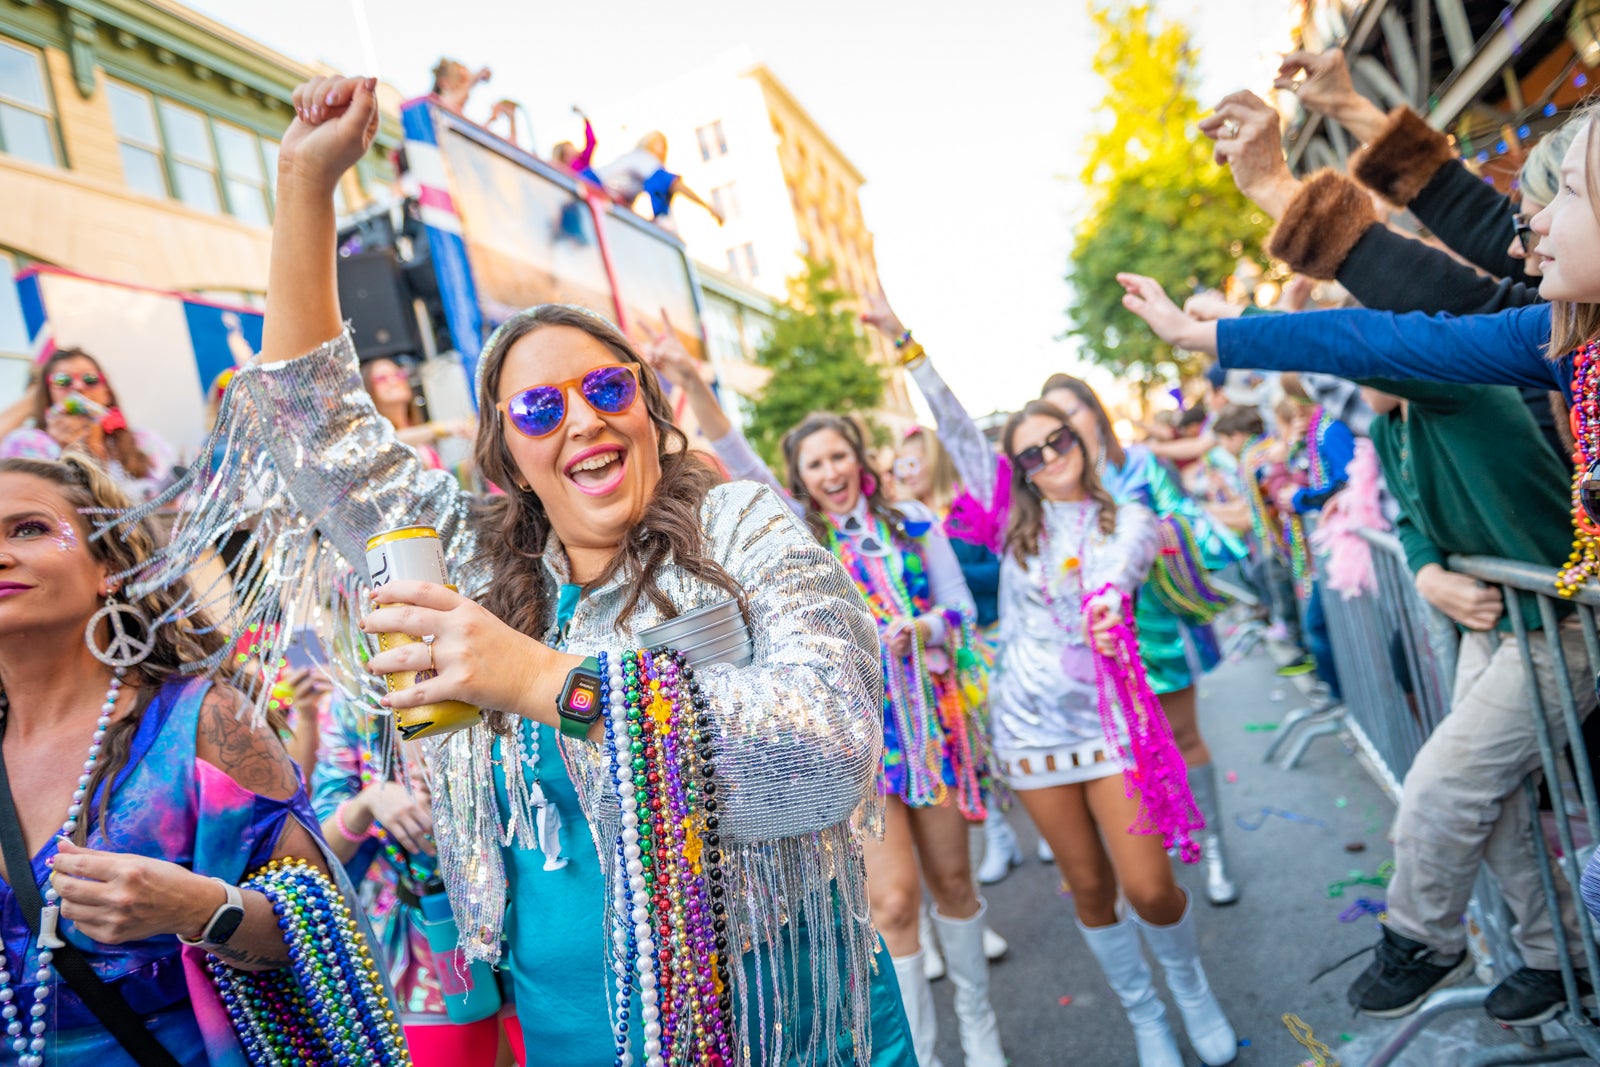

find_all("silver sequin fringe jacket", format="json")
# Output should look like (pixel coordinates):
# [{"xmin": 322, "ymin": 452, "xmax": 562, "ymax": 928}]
[{"xmin": 131, "ymin": 332, "xmax": 887, "ymax": 1066}]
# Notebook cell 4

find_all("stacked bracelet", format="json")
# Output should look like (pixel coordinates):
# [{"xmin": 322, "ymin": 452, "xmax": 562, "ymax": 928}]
[
  {"xmin": 894, "ymin": 329, "xmax": 914, "ymax": 349},
  {"xmin": 897, "ymin": 340, "xmax": 926, "ymax": 366},
  {"xmin": 332, "ymin": 802, "xmax": 368, "ymax": 845}
]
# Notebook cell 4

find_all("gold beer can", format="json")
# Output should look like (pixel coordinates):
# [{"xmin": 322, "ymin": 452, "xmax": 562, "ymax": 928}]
[{"xmin": 366, "ymin": 525, "xmax": 483, "ymax": 741}]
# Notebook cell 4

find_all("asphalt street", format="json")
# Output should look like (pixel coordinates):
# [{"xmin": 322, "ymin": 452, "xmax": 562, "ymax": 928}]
[{"xmin": 927, "ymin": 634, "xmax": 1576, "ymax": 1066}]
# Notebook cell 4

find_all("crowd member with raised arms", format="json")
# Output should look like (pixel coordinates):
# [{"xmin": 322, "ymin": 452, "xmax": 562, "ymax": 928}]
[
  {"xmin": 167, "ymin": 72, "xmax": 914, "ymax": 1067},
  {"xmin": 644, "ymin": 320, "xmax": 1004, "ymax": 1067}
]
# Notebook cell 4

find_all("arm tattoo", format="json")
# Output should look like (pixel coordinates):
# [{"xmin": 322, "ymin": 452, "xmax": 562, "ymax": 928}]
[{"xmin": 195, "ymin": 686, "xmax": 301, "ymax": 800}]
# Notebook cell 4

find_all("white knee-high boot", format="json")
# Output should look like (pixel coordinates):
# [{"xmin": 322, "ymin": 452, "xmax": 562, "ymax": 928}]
[
  {"xmin": 1078, "ymin": 917, "xmax": 1182, "ymax": 1067},
  {"xmin": 1136, "ymin": 897, "xmax": 1238, "ymax": 1066},
  {"xmin": 932, "ymin": 903, "xmax": 1007, "ymax": 1067},
  {"xmin": 919, "ymin": 904, "xmax": 945, "ymax": 981},
  {"xmin": 1188, "ymin": 762, "xmax": 1240, "ymax": 905},
  {"xmin": 891, "ymin": 950, "xmax": 944, "ymax": 1067}
]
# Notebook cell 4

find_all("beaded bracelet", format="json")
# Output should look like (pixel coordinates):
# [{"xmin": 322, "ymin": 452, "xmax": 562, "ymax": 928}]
[
  {"xmin": 897, "ymin": 340, "xmax": 926, "ymax": 367},
  {"xmin": 603, "ymin": 647, "xmax": 733, "ymax": 1067},
  {"xmin": 894, "ymin": 329, "xmax": 914, "ymax": 349},
  {"xmin": 208, "ymin": 857, "xmax": 410, "ymax": 1065},
  {"xmin": 332, "ymin": 801, "xmax": 368, "ymax": 845}
]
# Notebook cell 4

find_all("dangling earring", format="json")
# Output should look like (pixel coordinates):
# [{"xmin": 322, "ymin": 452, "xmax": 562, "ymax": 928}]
[
  {"xmin": 860, "ymin": 472, "xmax": 878, "ymax": 498},
  {"xmin": 85, "ymin": 589, "xmax": 156, "ymax": 668}
]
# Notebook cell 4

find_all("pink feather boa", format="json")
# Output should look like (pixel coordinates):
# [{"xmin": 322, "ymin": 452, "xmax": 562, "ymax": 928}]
[
  {"xmin": 1090, "ymin": 587, "xmax": 1204, "ymax": 862},
  {"xmin": 945, "ymin": 454, "xmax": 1013, "ymax": 554},
  {"xmin": 1309, "ymin": 438, "xmax": 1389, "ymax": 599}
]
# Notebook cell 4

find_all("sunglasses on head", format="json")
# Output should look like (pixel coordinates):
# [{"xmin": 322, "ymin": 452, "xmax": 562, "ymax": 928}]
[
  {"xmin": 50, "ymin": 371, "xmax": 102, "ymax": 389},
  {"xmin": 496, "ymin": 363, "xmax": 640, "ymax": 439},
  {"xmin": 1013, "ymin": 425, "xmax": 1079, "ymax": 476}
]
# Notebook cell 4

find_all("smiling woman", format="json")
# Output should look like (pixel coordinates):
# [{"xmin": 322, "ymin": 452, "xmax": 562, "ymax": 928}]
[
  {"xmin": 134, "ymin": 73, "xmax": 915, "ymax": 1067},
  {"xmin": 0, "ymin": 455, "xmax": 394, "ymax": 1066}
]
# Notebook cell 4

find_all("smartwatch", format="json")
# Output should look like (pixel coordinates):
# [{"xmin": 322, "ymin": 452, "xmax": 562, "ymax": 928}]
[
  {"xmin": 557, "ymin": 655, "xmax": 604, "ymax": 739},
  {"xmin": 178, "ymin": 878, "xmax": 246, "ymax": 946}
]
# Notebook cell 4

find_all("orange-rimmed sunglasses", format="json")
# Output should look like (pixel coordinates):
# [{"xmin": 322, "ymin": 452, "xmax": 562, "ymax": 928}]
[{"xmin": 495, "ymin": 363, "xmax": 640, "ymax": 439}]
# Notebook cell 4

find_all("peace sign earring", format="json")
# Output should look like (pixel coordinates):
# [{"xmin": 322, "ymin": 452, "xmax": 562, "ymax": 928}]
[{"xmin": 85, "ymin": 590, "xmax": 156, "ymax": 668}]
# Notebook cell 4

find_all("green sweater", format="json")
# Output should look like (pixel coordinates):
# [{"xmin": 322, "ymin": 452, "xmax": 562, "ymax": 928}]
[{"xmin": 1365, "ymin": 378, "xmax": 1570, "ymax": 632}]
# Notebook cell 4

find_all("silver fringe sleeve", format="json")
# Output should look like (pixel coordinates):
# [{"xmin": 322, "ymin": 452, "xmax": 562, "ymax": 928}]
[
  {"xmin": 109, "ymin": 331, "xmax": 474, "ymax": 721},
  {"xmin": 907, "ymin": 355, "xmax": 998, "ymax": 509}
]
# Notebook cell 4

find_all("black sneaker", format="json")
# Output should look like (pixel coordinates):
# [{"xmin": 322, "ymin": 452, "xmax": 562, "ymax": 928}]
[
  {"xmin": 1485, "ymin": 967, "xmax": 1595, "ymax": 1027},
  {"xmin": 1346, "ymin": 927, "xmax": 1474, "ymax": 1018}
]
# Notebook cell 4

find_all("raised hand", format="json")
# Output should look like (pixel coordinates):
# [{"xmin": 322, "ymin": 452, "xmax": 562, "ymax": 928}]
[
  {"xmin": 860, "ymin": 287, "xmax": 907, "ymax": 340},
  {"xmin": 1274, "ymin": 49, "xmax": 1357, "ymax": 117},
  {"xmin": 284, "ymin": 75, "xmax": 380, "ymax": 194},
  {"xmin": 640, "ymin": 309, "xmax": 700, "ymax": 389},
  {"xmin": 1183, "ymin": 289, "xmax": 1245, "ymax": 323},
  {"xmin": 1117, "ymin": 274, "xmax": 1217, "ymax": 355},
  {"xmin": 1199, "ymin": 90, "xmax": 1300, "ymax": 219}
]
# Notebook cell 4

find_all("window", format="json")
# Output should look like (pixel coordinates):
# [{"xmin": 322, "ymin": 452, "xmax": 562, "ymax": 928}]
[
  {"xmin": 107, "ymin": 78, "xmax": 278, "ymax": 225},
  {"xmin": 726, "ymin": 242, "xmax": 758, "ymax": 282},
  {"xmin": 107, "ymin": 81, "xmax": 167, "ymax": 199},
  {"xmin": 214, "ymin": 120, "xmax": 269, "ymax": 226},
  {"xmin": 0, "ymin": 39, "xmax": 59, "ymax": 167},
  {"xmin": 695, "ymin": 120, "xmax": 728, "ymax": 162},
  {"xmin": 159, "ymin": 99, "xmax": 220, "ymax": 213},
  {"xmin": 710, "ymin": 182, "xmax": 739, "ymax": 222}
]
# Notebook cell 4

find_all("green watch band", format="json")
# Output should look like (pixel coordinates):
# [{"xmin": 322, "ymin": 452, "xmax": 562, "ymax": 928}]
[{"xmin": 557, "ymin": 655, "xmax": 603, "ymax": 739}]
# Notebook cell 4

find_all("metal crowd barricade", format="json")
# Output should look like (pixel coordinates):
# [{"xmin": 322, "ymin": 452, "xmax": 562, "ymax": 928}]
[{"xmin": 1284, "ymin": 528, "xmax": 1600, "ymax": 1065}]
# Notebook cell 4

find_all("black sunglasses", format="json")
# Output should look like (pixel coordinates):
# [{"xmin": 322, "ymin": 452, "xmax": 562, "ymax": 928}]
[
  {"xmin": 1513, "ymin": 214, "xmax": 1535, "ymax": 256},
  {"xmin": 1013, "ymin": 425, "xmax": 1079, "ymax": 476}
]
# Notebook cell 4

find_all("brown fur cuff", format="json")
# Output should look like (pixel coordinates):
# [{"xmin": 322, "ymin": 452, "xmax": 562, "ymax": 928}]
[
  {"xmin": 1350, "ymin": 107, "xmax": 1456, "ymax": 206},
  {"xmin": 1268, "ymin": 170, "xmax": 1380, "ymax": 280}
]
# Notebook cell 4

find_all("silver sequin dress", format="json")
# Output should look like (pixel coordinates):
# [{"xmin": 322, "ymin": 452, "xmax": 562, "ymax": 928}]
[
  {"xmin": 124, "ymin": 332, "xmax": 887, "ymax": 1065},
  {"xmin": 992, "ymin": 500, "xmax": 1158, "ymax": 789}
]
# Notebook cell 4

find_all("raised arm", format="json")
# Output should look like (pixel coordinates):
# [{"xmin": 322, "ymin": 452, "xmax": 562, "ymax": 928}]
[
  {"xmin": 1117, "ymin": 273, "xmax": 1562, "ymax": 393},
  {"xmin": 861, "ymin": 289, "xmax": 999, "ymax": 508}
]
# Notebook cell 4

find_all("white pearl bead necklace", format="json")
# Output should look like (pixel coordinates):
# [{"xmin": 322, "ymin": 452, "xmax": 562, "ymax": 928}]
[{"xmin": 0, "ymin": 667, "xmax": 123, "ymax": 1067}]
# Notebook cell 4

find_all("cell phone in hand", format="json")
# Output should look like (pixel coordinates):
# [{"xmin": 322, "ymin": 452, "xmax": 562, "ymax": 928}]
[{"xmin": 283, "ymin": 629, "xmax": 328, "ymax": 673}]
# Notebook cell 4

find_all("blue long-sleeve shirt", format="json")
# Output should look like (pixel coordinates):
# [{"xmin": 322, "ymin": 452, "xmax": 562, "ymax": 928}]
[{"xmin": 1216, "ymin": 302, "xmax": 1572, "ymax": 401}]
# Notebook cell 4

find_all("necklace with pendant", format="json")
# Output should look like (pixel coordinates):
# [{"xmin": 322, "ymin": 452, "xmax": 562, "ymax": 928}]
[{"xmin": 0, "ymin": 667, "xmax": 124, "ymax": 1066}]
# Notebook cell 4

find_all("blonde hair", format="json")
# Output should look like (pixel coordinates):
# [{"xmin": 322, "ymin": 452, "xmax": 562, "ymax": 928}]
[
  {"xmin": 898, "ymin": 428, "xmax": 958, "ymax": 513},
  {"xmin": 1549, "ymin": 109, "xmax": 1600, "ymax": 355}
]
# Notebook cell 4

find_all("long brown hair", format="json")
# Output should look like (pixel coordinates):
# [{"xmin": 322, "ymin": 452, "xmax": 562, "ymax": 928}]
[
  {"xmin": 1000, "ymin": 400, "xmax": 1118, "ymax": 563},
  {"xmin": 470, "ymin": 306, "xmax": 742, "ymax": 698},
  {"xmin": 780, "ymin": 411, "xmax": 907, "ymax": 545},
  {"xmin": 0, "ymin": 455, "xmax": 226, "ymax": 843},
  {"xmin": 1550, "ymin": 110, "xmax": 1600, "ymax": 354},
  {"xmin": 29, "ymin": 349, "xmax": 152, "ymax": 480},
  {"xmin": 1040, "ymin": 372, "xmax": 1125, "ymax": 470}
]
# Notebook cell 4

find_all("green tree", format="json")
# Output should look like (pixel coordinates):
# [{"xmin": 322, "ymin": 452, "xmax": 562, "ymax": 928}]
[
  {"xmin": 1066, "ymin": 3, "xmax": 1269, "ymax": 386},
  {"xmin": 745, "ymin": 259, "xmax": 885, "ymax": 465}
]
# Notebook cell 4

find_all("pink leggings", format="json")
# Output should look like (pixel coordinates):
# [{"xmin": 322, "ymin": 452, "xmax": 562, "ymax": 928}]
[{"xmin": 403, "ymin": 1015, "xmax": 525, "ymax": 1066}]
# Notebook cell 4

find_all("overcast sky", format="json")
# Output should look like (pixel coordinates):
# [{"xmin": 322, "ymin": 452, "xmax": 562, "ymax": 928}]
[{"xmin": 187, "ymin": 0, "xmax": 1294, "ymax": 415}]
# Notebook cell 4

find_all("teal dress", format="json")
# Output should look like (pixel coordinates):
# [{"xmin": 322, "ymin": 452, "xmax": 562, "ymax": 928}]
[
  {"xmin": 1103, "ymin": 445, "xmax": 1246, "ymax": 694},
  {"xmin": 494, "ymin": 597, "xmax": 918, "ymax": 1067}
]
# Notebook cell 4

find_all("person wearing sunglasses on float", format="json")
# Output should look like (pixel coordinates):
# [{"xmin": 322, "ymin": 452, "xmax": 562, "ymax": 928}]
[
  {"xmin": 0, "ymin": 347, "xmax": 174, "ymax": 504},
  {"xmin": 154, "ymin": 74, "xmax": 918, "ymax": 1067},
  {"xmin": 638, "ymin": 320, "xmax": 1006, "ymax": 1067}
]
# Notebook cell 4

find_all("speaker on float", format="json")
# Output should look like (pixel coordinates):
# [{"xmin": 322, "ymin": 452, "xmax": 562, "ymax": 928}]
[{"xmin": 336, "ymin": 250, "xmax": 421, "ymax": 362}]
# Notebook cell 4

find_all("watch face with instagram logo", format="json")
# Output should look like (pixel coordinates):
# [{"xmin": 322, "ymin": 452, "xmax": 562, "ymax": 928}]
[{"xmin": 557, "ymin": 656, "xmax": 603, "ymax": 738}]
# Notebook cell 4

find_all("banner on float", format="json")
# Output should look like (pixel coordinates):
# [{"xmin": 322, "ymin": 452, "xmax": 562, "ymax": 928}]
[{"xmin": 15, "ymin": 268, "xmax": 263, "ymax": 462}]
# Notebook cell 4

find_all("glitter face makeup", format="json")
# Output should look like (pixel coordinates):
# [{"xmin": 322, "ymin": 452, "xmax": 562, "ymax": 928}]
[{"xmin": 53, "ymin": 519, "xmax": 79, "ymax": 553}]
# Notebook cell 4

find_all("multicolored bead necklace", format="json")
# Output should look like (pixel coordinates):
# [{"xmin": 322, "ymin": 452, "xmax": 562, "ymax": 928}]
[
  {"xmin": 1239, "ymin": 435, "xmax": 1282, "ymax": 557},
  {"xmin": 828, "ymin": 514, "xmax": 988, "ymax": 815},
  {"xmin": 0, "ymin": 668, "xmax": 124, "ymax": 1067},
  {"xmin": 1150, "ymin": 514, "xmax": 1230, "ymax": 624},
  {"xmin": 603, "ymin": 648, "xmax": 732, "ymax": 1067},
  {"xmin": 208, "ymin": 857, "xmax": 410, "ymax": 1066},
  {"xmin": 1559, "ymin": 340, "xmax": 1600, "ymax": 597}
]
